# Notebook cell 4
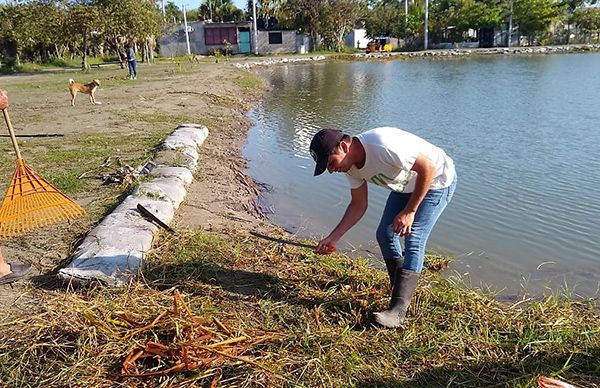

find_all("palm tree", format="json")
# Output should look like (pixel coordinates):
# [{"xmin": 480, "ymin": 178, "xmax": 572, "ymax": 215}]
[{"xmin": 199, "ymin": 0, "xmax": 244, "ymax": 22}]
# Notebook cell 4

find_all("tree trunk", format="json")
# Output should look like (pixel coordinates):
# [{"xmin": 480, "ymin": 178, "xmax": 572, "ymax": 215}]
[
  {"xmin": 106, "ymin": 36, "xmax": 126, "ymax": 68},
  {"xmin": 144, "ymin": 41, "xmax": 150, "ymax": 63},
  {"xmin": 336, "ymin": 29, "xmax": 344, "ymax": 52},
  {"xmin": 311, "ymin": 32, "xmax": 320, "ymax": 51},
  {"xmin": 81, "ymin": 29, "xmax": 88, "ymax": 70},
  {"xmin": 148, "ymin": 36, "xmax": 156, "ymax": 62}
]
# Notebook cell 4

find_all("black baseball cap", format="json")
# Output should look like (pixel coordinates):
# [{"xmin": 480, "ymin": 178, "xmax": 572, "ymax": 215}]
[{"xmin": 309, "ymin": 129, "xmax": 344, "ymax": 176}]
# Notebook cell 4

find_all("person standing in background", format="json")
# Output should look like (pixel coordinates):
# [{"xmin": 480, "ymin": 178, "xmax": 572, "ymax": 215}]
[{"xmin": 126, "ymin": 44, "xmax": 137, "ymax": 80}]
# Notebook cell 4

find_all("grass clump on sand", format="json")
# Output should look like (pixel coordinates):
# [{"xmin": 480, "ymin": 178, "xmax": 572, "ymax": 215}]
[
  {"xmin": 0, "ymin": 229, "xmax": 599, "ymax": 387},
  {"xmin": 235, "ymin": 73, "xmax": 265, "ymax": 91}
]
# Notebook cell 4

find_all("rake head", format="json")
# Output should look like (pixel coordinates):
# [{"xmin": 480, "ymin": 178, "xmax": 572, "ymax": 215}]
[{"xmin": 0, "ymin": 159, "xmax": 85, "ymax": 238}]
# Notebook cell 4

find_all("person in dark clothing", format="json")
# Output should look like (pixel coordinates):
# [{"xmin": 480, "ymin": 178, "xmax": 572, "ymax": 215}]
[{"xmin": 126, "ymin": 44, "xmax": 137, "ymax": 80}]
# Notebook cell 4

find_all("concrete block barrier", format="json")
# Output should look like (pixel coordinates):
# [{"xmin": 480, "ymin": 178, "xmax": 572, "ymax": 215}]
[{"xmin": 58, "ymin": 124, "xmax": 209, "ymax": 287}]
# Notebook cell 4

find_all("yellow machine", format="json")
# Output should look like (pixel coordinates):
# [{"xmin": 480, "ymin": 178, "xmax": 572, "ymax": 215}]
[{"xmin": 366, "ymin": 37, "xmax": 393, "ymax": 53}]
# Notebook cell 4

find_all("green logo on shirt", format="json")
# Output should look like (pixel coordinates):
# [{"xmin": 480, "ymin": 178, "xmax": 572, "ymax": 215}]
[{"xmin": 369, "ymin": 173, "xmax": 407, "ymax": 192}]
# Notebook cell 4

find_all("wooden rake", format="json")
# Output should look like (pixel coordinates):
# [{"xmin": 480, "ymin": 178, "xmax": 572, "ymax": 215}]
[{"xmin": 0, "ymin": 102, "xmax": 85, "ymax": 238}]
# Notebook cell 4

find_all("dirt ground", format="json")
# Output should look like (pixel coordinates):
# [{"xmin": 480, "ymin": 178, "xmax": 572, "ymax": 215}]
[{"xmin": 0, "ymin": 59, "xmax": 272, "ymax": 309}]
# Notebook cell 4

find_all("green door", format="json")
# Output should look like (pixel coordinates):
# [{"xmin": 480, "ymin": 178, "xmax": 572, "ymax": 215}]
[{"xmin": 239, "ymin": 31, "xmax": 251, "ymax": 54}]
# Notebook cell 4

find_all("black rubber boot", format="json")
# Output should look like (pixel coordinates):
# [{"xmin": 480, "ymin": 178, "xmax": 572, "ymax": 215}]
[
  {"xmin": 373, "ymin": 269, "xmax": 419, "ymax": 328},
  {"xmin": 0, "ymin": 263, "xmax": 32, "ymax": 285},
  {"xmin": 384, "ymin": 258, "xmax": 403, "ymax": 288}
]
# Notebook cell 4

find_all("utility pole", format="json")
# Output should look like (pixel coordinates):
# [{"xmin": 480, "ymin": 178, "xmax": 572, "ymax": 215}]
[
  {"xmin": 183, "ymin": 5, "xmax": 191, "ymax": 55},
  {"xmin": 405, "ymin": 0, "xmax": 408, "ymax": 31},
  {"xmin": 209, "ymin": 0, "xmax": 213, "ymax": 21},
  {"xmin": 424, "ymin": 0, "xmax": 429, "ymax": 50},
  {"xmin": 161, "ymin": 0, "xmax": 165, "ymax": 20},
  {"xmin": 507, "ymin": 0, "xmax": 513, "ymax": 48},
  {"xmin": 252, "ymin": 0, "xmax": 259, "ymax": 55}
]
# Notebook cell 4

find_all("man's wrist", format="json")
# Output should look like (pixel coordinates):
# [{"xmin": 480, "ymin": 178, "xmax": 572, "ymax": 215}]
[{"xmin": 327, "ymin": 233, "xmax": 340, "ymax": 243}]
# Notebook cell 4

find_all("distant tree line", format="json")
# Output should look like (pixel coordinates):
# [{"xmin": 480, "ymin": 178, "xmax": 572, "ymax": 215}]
[
  {"xmin": 165, "ymin": 0, "xmax": 600, "ymax": 50},
  {"xmin": 1, "ymin": 0, "xmax": 599, "ymax": 68},
  {"xmin": 0, "ymin": 0, "xmax": 162, "ymax": 69},
  {"xmin": 365, "ymin": 0, "xmax": 600, "ymax": 47}
]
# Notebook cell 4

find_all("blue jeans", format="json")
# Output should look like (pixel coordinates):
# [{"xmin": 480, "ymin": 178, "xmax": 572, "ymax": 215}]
[
  {"xmin": 128, "ymin": 60, "xmax": 137, "ymax": 77},
  {"xmin": 376, "ymin": 178, "xmax": 456, "ymax": 273}
]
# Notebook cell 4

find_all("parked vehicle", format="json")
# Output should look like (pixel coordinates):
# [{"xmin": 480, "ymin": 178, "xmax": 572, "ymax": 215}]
[{"xmin": 366, "ymin": 37, "xmax": 393, "ymax": 53}]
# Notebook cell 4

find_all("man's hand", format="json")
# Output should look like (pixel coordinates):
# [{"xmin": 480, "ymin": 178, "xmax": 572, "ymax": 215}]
[
  {"xmin": 315, "ymin": 236, "xmax": 337, "ymax": 254},
  {"xmin": 393, "ymin": 209, "xmax": 416, "ymax": 236},
  {"xmin": 393, "ymin": 154, "xmax": 436, "ymax": 237},
  {"xmin": 314, "ymin": 183, "xmax": 367, "ymax": 255},
  {"xmin": 0, "ymin": 89, "xmax": 8, "ymax": 110}
]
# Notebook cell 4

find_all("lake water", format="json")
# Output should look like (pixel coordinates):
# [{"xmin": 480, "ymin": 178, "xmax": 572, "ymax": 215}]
[{"xmin": 243, "ymin": 54, "xmax": 600, "ymax": 298}]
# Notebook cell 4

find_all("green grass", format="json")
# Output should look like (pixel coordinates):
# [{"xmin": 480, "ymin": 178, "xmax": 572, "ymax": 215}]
[
  {"xmin": 1, "ymin": 229, "xmax": 598, "ymax": 387},
  {"xmin": 0, "ymin": 56, "xmax": 117, "ymax": 73},
  {"xmin": 235, "ymin": 73, "xmax": 264, "ymax": 90},
  {"xmin": 45, "ymin": 171, "xmax": 85, "ymax": 194}
]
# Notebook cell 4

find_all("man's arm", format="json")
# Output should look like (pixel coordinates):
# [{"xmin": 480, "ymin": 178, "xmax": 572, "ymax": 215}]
[
  {"xmin": 392, "ymin": 153, "xmax": 436, "ymax": 236},
  {"xmin": 316, "ymin": 182, "xmax": 368, "ymax": 253}
]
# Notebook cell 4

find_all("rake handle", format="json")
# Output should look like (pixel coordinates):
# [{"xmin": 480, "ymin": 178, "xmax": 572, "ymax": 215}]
[{"xmin": 1, "ymin": 108, "xmax": 23, "ymax": 160}]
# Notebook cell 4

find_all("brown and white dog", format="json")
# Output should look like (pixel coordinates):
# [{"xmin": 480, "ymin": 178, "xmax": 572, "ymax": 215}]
[{"xmin": 68, "ymin": 78, "xmax": 101, "ymax": 106}]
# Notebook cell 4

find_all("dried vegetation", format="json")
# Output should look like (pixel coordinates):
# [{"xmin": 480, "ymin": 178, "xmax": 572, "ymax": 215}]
[{"xmin": 1, "ymin": 228, "xmax": 598, "ymax": 387}]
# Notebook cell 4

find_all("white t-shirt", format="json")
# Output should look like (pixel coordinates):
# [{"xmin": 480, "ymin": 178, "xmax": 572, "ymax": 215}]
[{"xmin": 346, "ymin": 127, "xmax": 456, "ymax": 193}]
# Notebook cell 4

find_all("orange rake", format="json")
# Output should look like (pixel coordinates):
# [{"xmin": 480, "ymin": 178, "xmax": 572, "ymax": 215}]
[{"xmin": 0, "ymin": 104, "xmax": 85, "ymax": 238}]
